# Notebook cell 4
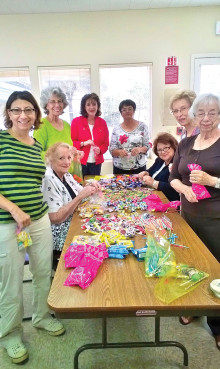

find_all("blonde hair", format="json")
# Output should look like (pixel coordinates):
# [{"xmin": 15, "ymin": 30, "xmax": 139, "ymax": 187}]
[
  {"xmin": 45, "ymin": 142, "xmax": 73, "ymax": 166},
  {"xmin": 169, "ymin": 90, "xmax": 196, "ymax": 111}
]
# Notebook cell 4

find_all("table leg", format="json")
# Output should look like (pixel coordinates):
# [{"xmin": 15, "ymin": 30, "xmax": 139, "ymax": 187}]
[
  {"xmin": 73, "ymin": 317, "xmax": 189, "ymax": 369},
  {"xmin": 154, "ymin": 316, "xmax": 188, "ymax": 367}
]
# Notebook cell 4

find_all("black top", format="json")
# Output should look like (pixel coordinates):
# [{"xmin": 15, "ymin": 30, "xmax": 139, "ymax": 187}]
[
  {"xmin": 169, "ymin": 135, "xmax": 220, "ymax": 217},
  {"xmin": 53, "ymin": 171, "xmax": 76, "ymax": 200},
  {"xmin": 148, "ymin": 157, "xmax": 179, "ymax": 201}
]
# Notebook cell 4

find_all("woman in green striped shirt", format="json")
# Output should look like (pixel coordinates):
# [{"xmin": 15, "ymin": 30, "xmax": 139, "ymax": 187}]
[{"xmin": 0, "ymin": 91, "xmax": 65, "ymax": 364}]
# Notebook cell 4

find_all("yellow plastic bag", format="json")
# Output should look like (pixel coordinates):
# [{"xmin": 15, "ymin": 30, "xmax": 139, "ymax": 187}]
[{"xmin": 154, "ymin": 264, "xmax": 209, "ymax": 304}]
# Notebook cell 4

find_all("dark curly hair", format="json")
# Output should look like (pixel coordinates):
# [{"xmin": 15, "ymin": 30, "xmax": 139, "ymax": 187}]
[
  {"xmin": 119, "ymin": 99, "xmax": 136, "ymax": 113},
  {"xmin": 3, "ymin": 90, "xmax": 42, "ymax": 129},
  {"xmin": 153, "ymin": 132, "xmax": 178, "ymax": 157},
  {"xmin": 80, "ymin": 93, "xmax": 101, "ymax": 117}
]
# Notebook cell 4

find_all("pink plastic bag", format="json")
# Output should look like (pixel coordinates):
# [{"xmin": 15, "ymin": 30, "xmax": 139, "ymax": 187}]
[
  {"xmin": 64, "ymin": 259, "xmax": 101, "ymax": 289},
  {"xmin": 64, "ymin": 243, "xmax": 108, "ymax": 268},
  {"xmin": 187, "ymin": 164, "xmax": 211, "ymax": 200},
  {"xmin": 143, "ymin": 194, "xmax": 181, "ymax": 212}
]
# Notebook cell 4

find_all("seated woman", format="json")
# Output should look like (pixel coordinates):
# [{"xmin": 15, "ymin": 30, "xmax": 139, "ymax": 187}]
[
  {"xmin": 137, "ymin": 133, "xmax": 179, "ymax": 201},
  {"xmin": 42, "ymin": 142, "xmax": 100, "ymax": 268}
]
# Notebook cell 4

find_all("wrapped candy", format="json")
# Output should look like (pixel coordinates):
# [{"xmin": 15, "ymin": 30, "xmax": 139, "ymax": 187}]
[
  {"xmin": 16, "ymin": 228, "xmax": 32, "ymax": 251},
  {"xmin": 187, "ymin": 163, "xmax": 211, "ymax": 200},
  {"xmin": 64, "ymin": 261, "xmax": 101, "ymax": 289},
  {"xmin": 64, "ymin": 241, "xmax": 108, "ymax": 288},
  {"xmin": 64, "ymin": 242, "xmax": 108, "ymax": 268}
]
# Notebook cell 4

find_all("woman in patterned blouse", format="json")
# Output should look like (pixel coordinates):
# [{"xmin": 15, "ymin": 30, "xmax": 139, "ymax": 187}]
[
  {"xmin": 109, "ymin": 99, "xmax": 151, "ymax": 174},
  {"xmin": 42, "ymin": 142, "xmax": 100, "ymax": 269}
]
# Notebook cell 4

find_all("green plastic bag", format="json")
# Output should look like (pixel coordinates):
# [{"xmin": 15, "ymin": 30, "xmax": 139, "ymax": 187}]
[{"xmin": 144, "ymin": 234, "xmax": 176, "ymax": 278}]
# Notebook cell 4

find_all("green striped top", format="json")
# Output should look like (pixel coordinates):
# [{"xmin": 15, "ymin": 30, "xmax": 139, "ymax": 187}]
[{"xmin": 0, "ymin": 130, "xmax": 48, "ymax": 223}]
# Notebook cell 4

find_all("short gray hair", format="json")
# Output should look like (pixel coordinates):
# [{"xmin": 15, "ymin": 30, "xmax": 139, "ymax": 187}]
[
  {"xmin": 189, "ymin": 93, "xmax": 220, "ymax": 119},
  {"xmin": 40, "ymin": 86, "xmax": 68, "ymax": 114}
]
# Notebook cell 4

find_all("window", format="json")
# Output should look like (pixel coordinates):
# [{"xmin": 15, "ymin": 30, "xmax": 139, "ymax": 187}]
[
  {"xmin": 38, "ymin": 66, "xmax": 91, "ymax": 123},
  {"xmin": 191, "ymin": 54, "xmax": 220, "ymax": 95},
  {"xmin": 0, "ymin": 68, "xmax": 31, "ymax": 129},
  {"xmin": 99, "ymin": 63, "xmax": 152, "ymax": 159}
]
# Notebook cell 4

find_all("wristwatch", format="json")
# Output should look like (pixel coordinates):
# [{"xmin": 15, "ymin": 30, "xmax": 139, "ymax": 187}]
[{"xmin": 214, "ymin": 178, "xmax": 220, "ymax": 189}]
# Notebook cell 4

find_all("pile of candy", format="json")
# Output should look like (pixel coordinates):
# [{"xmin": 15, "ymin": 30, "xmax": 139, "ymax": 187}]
[
  {"xmin": 104, "ymin": 188, "xmax": 149, "ymax": 212},
  {"xmin": 81, "ymin": 212, "xmax": 154, "ymax": 238},
  {"xmin": 80, "ymin": 211, "xmax": 178, "ymax": 244},
  {"xmin": 96, "ymin": 175, "xmax": 146, "ymax": 190}
]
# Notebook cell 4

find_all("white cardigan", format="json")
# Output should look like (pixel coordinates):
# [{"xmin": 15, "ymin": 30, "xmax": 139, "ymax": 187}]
[{"xmin": 42, "ymin": 166, "xmax": 83, "ymax": 213}]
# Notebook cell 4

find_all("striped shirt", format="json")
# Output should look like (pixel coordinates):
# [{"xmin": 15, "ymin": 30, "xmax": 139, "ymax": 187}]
[{"xmin": 0, "ymin": 130, "xmax": 48, "ymax": 223}]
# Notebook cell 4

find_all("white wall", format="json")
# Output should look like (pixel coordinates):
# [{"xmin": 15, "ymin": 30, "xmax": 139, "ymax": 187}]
[{"xmin": 0, "ymin": 6, "xmax": 219, "ymax": 142}]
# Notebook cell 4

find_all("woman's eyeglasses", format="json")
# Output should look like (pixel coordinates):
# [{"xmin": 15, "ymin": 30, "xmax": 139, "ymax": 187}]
[
  {"xmin": 10, "ymin": 108, "xmax": 35, "ymax": 116},
  {"xmin": 194, "ymin": 111, "xmax": 220, "ymax": 119},
  {"xmin": 171, "ymin": 106, "xmax": 189, "ymax": 115},
  {"xmin": 157, "ymin": 146, "xmax": 171, "ymax": 154}
]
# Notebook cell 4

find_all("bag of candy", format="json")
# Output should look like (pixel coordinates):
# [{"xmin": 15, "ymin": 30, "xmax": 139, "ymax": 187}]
[
  {"xmin": 144, "ymin": 234, "xmax": 176, "ymax": 277},
  {"xmin": 154, "ymin": 263, "xmax": 209, "ymax": 303},
  {"xmin": 187, "ymin": 164, "xmax": 211, "ymax": 200},
  {"xmin": 16, "ymin": 227, "xmax": 32, "ymax": 251},
  {"xmin": 64, "ymin": 259, "xmax": 102, "ymax": 289}
]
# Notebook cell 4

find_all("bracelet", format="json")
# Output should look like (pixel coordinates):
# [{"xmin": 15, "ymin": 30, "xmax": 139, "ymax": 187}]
[{"xmin": 152, "ymin": 180, "xmax": 158, "ymax": 189}]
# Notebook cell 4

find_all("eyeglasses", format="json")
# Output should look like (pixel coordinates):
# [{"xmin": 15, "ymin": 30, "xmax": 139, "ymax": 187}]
[
  {"xmin": 171, "ymin": 106, "xmax": 189, "ymax": 115},
  {"xmin": 157, "ymin": 146, "xmax": 171, "ymax": 154},
  {"xmin": 48, "ymin": 99, "xmax": 63, "ymax": 105},
  {"xmin": 9, "ymin": 108, "xmax": 35, "ymax": 116},
  {"xmin": 194, "ymin": 111, "xmax": 220, "ymax": 119}
]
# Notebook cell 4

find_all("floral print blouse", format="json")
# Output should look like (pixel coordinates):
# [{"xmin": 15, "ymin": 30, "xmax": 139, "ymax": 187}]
[{"xmin": 109, "ymin": 121, "xmax": 151, "ymax": 170}]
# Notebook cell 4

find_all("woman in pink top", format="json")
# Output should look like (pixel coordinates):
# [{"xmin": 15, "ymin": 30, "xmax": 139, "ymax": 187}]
[{"xmin": 71, "ymin": 93, "xmax": 109, "ymax": 177}]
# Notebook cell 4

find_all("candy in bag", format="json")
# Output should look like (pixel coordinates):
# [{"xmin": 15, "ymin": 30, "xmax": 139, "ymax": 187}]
[
  {"xmin": 187, "ymin": 164, "xmax": 211, "ymax": 200},
  {"xmin": 144, "ymin": 234, "xmax": 176, "ymax": 277},
  {"xmin": 154, "ymin": 263, "xmax": 209, "ymax": 303}
]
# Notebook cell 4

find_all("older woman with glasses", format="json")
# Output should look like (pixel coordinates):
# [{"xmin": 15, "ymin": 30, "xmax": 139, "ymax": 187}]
[
  {"xmin": 33, "ymin": 87, "xmax": 76, "ymax": 173},
  {"xmin": 170, "ymin": 90, "xmax": 199, "ymax": 139},
  {"xmin": 170, "ymin": 93, "xmax": 220, "ymax": 350},
  {"xmin": 137, "ymin": 132, "xmax": 179, "ymax": 201},
  {"xmin": 42, "ymin": 142, "xmax": 101, "ymax": 269},
  {"xmin": 0, "ymin": 91, "xmax": 65, "ymax": 365},
  {"xmin": 109, "ymin": 99, "xmax": 151, "ymax": 174}
]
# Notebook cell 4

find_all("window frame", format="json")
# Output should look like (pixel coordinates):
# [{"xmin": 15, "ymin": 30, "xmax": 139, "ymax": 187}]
[
  {"xmin": 0, "ymin": 67, "xmax": 31, "ymax": 129},
  {"xmin": 37, "ymin": 65, "xmax": 91, "ymax": 123},
  {"xmin": 191, "ymin": 53, "xmax": 220, "ymax": 94}
]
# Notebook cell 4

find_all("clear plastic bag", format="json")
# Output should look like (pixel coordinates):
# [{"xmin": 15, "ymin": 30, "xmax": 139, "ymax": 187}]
[{"xmin": 144, "ymin": 234, "xmax": 176, "ymax": 277}]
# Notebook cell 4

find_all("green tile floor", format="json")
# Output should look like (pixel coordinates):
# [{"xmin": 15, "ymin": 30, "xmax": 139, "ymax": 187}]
[{"xmin": 0, "ymin": 268, "xmax": 219, "ymax": 369}]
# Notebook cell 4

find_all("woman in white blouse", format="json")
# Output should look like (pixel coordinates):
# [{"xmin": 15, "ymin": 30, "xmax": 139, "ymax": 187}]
[{"xmin": 42, "ymin": 142, "xmax": 100, "ymax": 268}]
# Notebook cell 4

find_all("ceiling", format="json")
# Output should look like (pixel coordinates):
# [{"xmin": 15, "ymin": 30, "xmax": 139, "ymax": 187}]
[{"xmin": 0, "ymin": 0, "xmax": 220, "ymax": 15}]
